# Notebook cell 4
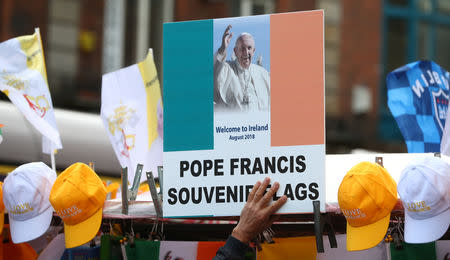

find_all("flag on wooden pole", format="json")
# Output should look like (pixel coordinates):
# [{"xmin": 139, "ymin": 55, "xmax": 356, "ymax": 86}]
[
  {"xmin": 101, "ymin": 49, "xmax": 162, "ymax": 183},
  {"xmin": 0, "ymin": 28, "xmax": 62, "ymax": 154}
]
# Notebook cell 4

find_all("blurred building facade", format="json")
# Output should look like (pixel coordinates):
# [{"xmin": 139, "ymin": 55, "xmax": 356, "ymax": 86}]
[{"xmin": 1, "ymin": 0, "xmax": 450, "ymax": 153}]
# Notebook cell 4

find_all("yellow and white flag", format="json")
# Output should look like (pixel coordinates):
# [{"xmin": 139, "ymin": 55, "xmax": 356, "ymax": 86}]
[
  {"xmin": 0, "ymin": 28, "xmax": 62, "ymax": 153},
  {"xmin": 101, "ymin": 50, "xmax": 162, "ymax": 183}
]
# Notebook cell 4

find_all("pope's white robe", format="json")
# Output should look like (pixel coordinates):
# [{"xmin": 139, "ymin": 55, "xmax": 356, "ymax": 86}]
[{"xmin": 213, "ymin": 51, "xmax": 270, "ymax": 111}]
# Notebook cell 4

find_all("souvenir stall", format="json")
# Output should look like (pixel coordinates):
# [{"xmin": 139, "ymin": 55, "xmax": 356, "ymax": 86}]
[{"xmin": 0, "ymin": 9, "xmax": 449, "ymax": 260}]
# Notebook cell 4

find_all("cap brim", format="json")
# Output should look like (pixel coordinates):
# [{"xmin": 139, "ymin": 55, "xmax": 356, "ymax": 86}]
[
  {"xmin": 346, "ymin": 213, "xmax": 391, "ymax": 251},
  {"xmin": 9, "ymin": 206, "xmax": 53, "ymax": 243},
  {"xmin": 404, "ymin": 209, "xmax": 450, "ymax": 243},
  {"xmin": 64, "ymin": 209, "xmax": 102, "ymax": 248}
]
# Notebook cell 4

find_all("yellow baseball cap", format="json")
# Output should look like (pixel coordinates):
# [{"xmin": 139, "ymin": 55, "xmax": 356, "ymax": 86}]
[
  {"xmin": 0, "ymin": 182, "xmax": 4, "ymax": 235},
  {"xmin": 338, "ymin": 162, "xmax": 398, "ymax": 251},
  {"xmin": 49, "ymin": 163, "xmax": 107, "ymax": 248}
]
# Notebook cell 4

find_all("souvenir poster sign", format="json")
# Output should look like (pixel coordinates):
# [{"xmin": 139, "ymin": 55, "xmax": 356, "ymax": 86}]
[{"xmin": 163, "ymin": 10, "xmax": 325, "ymax": 217}]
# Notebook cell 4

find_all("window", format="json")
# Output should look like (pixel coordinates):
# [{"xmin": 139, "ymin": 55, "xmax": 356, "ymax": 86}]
[{"xmin": 239, "ymin": 0, "xmax": 275, "ymax": 16}]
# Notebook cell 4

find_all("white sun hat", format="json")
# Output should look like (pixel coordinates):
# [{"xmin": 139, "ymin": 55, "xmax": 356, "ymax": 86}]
[
  {"xmin": 398, "ymin": 156, "xmax": 450, "ymax": 243},
  {"xmin": 3, "ymin": 162, "xmax": 56, "ymax": 243}
]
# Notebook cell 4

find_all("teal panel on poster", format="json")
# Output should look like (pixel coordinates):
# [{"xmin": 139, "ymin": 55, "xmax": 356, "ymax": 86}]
[{"xmin": 163, "ymin": 20, "xmax": 213, "ymax": 152}]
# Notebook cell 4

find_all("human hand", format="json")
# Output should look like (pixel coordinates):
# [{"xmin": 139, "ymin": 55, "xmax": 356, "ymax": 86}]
[
  {"xmin": 218, "ymin": 25, "xmax": 233, "ymax": 55},
  {"xmin": 231, "ymin": 177, "xmax": 287, "ymax": 244}
]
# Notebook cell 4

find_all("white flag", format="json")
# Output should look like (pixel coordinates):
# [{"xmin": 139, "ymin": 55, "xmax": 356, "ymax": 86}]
[
  {"xmin": 0, "ymin": 28, "xmax": 62, "ymax": 153},
  {"xmin": 101, "ymin": 50, "xmax": 162, "ymax": 184}
]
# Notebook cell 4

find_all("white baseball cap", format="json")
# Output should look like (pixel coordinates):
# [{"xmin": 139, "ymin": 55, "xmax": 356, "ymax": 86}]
[
  {"xmin": 398, "ymin": 156, "xmax": 450, "ymax": 243},
  {"xmin": 3, "ymin": 162, "xmax": 57, "ymax": 243}
]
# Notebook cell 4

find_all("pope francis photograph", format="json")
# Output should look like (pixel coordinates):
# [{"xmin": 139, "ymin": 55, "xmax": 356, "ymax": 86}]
[{"xmin": 213, "ymin": 25, "xmax": 270, "ymax": 112}]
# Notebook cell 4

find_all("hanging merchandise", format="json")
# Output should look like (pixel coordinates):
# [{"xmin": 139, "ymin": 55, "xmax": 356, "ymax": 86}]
[
  {"xmin": 397, "ymin": 156, "xmax": 450, "ymax": 243},
  {"xmin": 338, "ymin": 162, "xmax": 398, "ymax": 251},
  {"xmin": 384, "ymin": 216, "xmax": 404, "ymax": 249},
  {"xmin": 387, "ymin": 60, "xmax": 450, "ymax": 153},
  {"xmin": 196, "ymin": 241, "xmax": 226, "ymax": 260},
  {"xmin": 3, "ymin": 162, "xmax": 56, "ymax": 244},
  {"xmin": 1, "ymin": 224, "xmax": 38, "ymax": 259},
  {"xmin": 61, "ymin": 244, "xmax": 101, "ymax": 260},
  {"xmin": 101, "ymin": 49, "xmax": 162, "ymax": 184},
  {"xmin": 317, "ymin": 234, "xmax": 389, "ymax": 260},
  {"xmin": 390, "ymin": 241, "xmax": 436, "ymax": 260},
  {"xmin": 257, "ymin": 237, "xmax": 316, "ymax": 260},
  {"xmin": 49, "ymin": 162, "xmax": 107, "ymax": 248},
  {"xmin": 100, "ymin": 234, "xmax": 162, "ymax": 260},
  {"xmin": 100, "ymin": 235, "xmax": 127, "ymax": 260},
  {"xmin": 159, "ymin": 241, "xmax": 198, "ymax": 260},
  {"xmin": 0, "ymin": 28, "xmax": 62, "ymax": 155},
  {"xmin": 125, "ymin": 239, "xmax": 160, "ymax": 260}
]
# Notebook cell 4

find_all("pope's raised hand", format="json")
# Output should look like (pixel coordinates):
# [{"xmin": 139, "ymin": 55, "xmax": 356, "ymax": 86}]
[{"xmin": 218, "ymin": 25, "xmax": 233, "ymax": 55}]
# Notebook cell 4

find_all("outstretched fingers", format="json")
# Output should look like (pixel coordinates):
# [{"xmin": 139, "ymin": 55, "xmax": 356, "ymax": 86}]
[
  {"xmin": 246, "ymin": 180, "xmax": 261, "ymax": 203},
  {"xmin": 253, "ymin": 177, "xmax": 270, "ymax": 202},
  {"xmin": 259, "ymin": 181, "xmax": 280, "ymax": 206},
  {"xmin": 267, "ymin": 195, "xmax": 288, "ymax": 215}
]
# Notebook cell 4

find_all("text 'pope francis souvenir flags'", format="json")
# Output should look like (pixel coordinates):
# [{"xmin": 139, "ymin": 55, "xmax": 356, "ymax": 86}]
[
  {"xmin": 387, "ymin": 61, "xmax": 450, "ymax": 153},
  {"xmin": 101, "ymin": 50, "xmax": 163, "ymax": 184},
  {"xmin": 163, "ymin": 11, "xmax": 325, "ymax": 217},
  {"xmin": 0, "ymin": 28, "xmax": 62, "ymax": 154}
]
